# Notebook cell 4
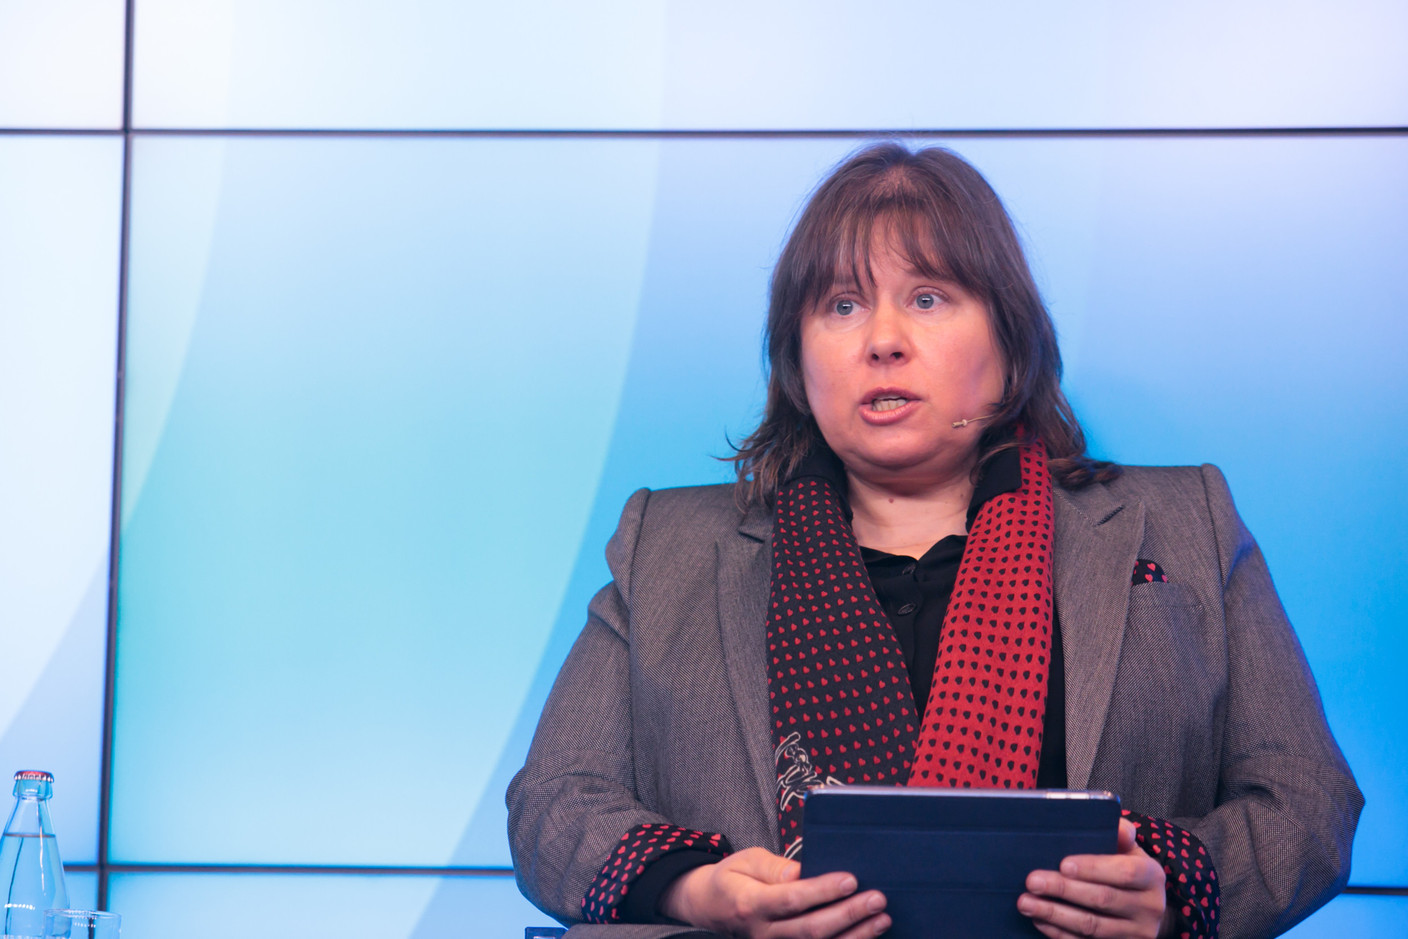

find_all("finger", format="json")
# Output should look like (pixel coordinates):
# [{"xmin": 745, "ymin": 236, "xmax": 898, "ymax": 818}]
[
  {"xmin": 833, "ymin": 912, "xmax": 892, "ymax": 939},
  {"xmin": 1116, "ymin": 818, "xmax": 1138, "ymax": 854},
  {"xmin": 764, "ymin": 889, "xmax": 887, "ymax": 938},
  {"xmin": 750, "ymin": 872, "xmax": 865, "ymax": 920},
  {"xmin": 1030, "ymin": 920, "xmax": 1082, "ymax": 939},
  {"xmin": 1017, "ymin": 893, "xmax": 1113, "ymax": 937},
  {"xmin": 1030, "ymin": 920, "xmax": 1085, "ymax": 939},
  {"xmin": 1056, "ymin": 852, "xmax": 1162, "ymax": 890},
  {"xmin": 727, "ymin": 846, "xmax": 803, "ymax": 884},
  {"xmin": 1023, "ymin": 873, "xmax": 1133, "ymax": 920}
]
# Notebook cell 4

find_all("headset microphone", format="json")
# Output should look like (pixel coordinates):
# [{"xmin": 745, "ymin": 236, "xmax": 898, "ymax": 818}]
[{"xmin": 950, "ymin": 415, "xmax": 993, "ymax": 429}]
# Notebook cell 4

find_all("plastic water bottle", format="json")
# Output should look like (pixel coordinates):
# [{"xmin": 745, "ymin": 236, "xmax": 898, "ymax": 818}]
[{"xmin": 1, "ymin": 771, "xmax": 68, "ymax": 939}]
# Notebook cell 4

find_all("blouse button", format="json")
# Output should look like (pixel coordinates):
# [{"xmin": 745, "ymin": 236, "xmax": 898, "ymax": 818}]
[
  {"xmin": 902, "ymin": 563, "xmax": 917, "ymax": 575},
  {"xmin": 897, "ymin": 602, "xmax": 918, "ymax": 615}
]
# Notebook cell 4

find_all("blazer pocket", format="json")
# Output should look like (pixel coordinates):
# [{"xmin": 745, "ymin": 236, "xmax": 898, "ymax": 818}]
[
  {"xmin": 1109, "ymin": 582, "xmax": 1222, "ymax": 788},
  {"xmin": 1127, "ymin": 581, "xmax": 1201, "ymax": 610},
  {"xmin": 1125, "ymin": 583, "xmax": 1209, "ymax": 661},
  {"xmin": 1120, "ymin": 580, "xmax": 1222, "ymax": 703}
]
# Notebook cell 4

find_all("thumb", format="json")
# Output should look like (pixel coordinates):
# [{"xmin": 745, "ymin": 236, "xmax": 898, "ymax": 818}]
[
  {"xmin": 1116, "ymin": 818, "xmax": 1139, "ymax": 854},
  {"xmin": 732, "ymin": 847, "xmax": 802, "ymax": 884}
]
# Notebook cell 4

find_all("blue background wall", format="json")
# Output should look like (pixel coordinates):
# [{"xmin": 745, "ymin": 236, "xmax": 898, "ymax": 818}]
[{"xmin": 1, "ymin": 1, "xmax": 1405, "ymax": 935}]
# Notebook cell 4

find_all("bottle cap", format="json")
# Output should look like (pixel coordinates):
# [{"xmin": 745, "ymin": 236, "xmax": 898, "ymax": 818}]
[{"xmin": 14, "ymin": 771, "xmax": 54, "ymax": 782}]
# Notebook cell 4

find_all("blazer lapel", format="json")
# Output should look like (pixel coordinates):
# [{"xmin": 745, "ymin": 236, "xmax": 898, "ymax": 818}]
[
  {"xmin": 1053, "ymin": 483, "xmax": 1144, "ymax": 789},
  {"xmin": 716, "ymin": 505, "xmax": 780, "ymax": 851}
]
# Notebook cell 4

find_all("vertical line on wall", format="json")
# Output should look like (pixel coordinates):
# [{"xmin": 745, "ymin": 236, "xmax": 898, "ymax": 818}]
[{"xmin": 97, "ymin": 0, "xmax": 138, "ymax": 911}]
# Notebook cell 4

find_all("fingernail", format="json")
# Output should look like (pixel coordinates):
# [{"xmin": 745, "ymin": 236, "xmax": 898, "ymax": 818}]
[
  {"xmin": 1061, "ymin": 859, "xmax": 1078, "ymax": 876},
  {"xmin": 867, "ymin": 892, "xmax": 886, "ymax": 913},
  {"xmin": 874, "ymin": 914, "xmax": 891, "ymax": 934},
  {"xmin": 839, "ymin": 875, "xmax": 858, "ymax": 893},
  {"xmin": 1017, "ymin": 895, "xmax": 1036, "ymax": 915},
  {"xmin": 1028, "ymin": 874, "xmax": 1047, "ymax": 892}
]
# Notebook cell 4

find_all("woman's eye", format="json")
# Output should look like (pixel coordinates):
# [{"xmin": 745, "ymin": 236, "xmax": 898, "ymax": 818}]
[
  {"xmin": 915, "ymin": 292, "xmax": 939, "ymax": 310},
  {"xmin": 833, "ymin": 299, "xmax": 856, "ymax": 316}
]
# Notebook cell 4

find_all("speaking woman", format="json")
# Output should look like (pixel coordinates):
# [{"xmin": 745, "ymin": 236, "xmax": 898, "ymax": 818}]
[{"xmin": 507, "ymin": 143, "xmax": 1361, "ymax": 939}]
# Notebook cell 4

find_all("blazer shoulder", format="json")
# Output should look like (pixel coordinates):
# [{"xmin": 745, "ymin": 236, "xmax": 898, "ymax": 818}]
[
  {"xmin": 1104, "ymin": 462, "xmax": 1206, "ymax": 493},
  {"xmin": 637, "ymin": 480, "xmax": 744, "ymax": 512},
  {"xmin": 631, "ymin": 482, "xmax": 750, "ymax": 538},
  {"xmin": 1077, "ymin": 463, "xmax": 1235, "ymax": 516},
  {"xmin": 605, "ymin": 483, "xmax": 753, "ymax": 597}
]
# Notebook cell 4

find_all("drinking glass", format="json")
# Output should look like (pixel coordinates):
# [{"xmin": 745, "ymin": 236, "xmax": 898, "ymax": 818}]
[{"xmin": 43, "ymin": 909, "xmax": 120, "ymax": 939}]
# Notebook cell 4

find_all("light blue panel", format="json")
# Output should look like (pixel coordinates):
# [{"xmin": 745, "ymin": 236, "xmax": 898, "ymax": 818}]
[
  {"xmin": 114, "ymin": 136, "xmax": 662, "ymax": 864},
  {"xmin": 660, "ymin": 1, "xmax": 1408, "ymax": 130},
  {"xmin": 434, "ymin": 136, "xmax": 1408, "ymax": 883},
  {"xmin": 0, "ymin": 0, "xmax": 125, "ymax": 128},
  {"xmin": 132, "ymin": 0, "xmax": 667, "ymax": 129},
  {"xmin": 61, "ymin": 871, "xmax": 99, "ymax": 911},
  {"xmin": 1025, "ymin": 135, "xmax": 1408, "ymax": 884},
  {"xmin": 131, "ymin": 0, "xmax": 1408, "ymax": 130},
  {"xmin": 442, "ymin": 137, "xmax": 860, "ymax": 866},
  {"xmin": 1283, "ymin": 894, "xmax": 1408, "ymax": 937},
  {"xmin": 0, "ymin": 135, "xmax": 123, "ymax": 864},
  {"xmin": 108, "ymin": 872, "xmax": 541, "ymax": 939}
]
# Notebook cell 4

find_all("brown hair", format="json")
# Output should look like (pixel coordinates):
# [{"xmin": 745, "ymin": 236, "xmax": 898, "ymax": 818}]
[{"xmin": 732, "ymin": 142, "xmax": 1119, "ymax": 504}]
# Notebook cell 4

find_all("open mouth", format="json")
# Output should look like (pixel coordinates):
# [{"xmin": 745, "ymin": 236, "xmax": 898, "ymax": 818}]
[{"xmin": 870, "ymin": 396, "xmax": 909, "ymax": 412}]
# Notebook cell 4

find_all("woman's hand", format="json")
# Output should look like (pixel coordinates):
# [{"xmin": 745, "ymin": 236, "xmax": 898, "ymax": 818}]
[
  {"xmin": 659, "ymin": 846, "xmax": 890, "ymax": 938},
  {"xmin": 1018, "ymin": 819, "xmax": 1173, "ymax": 938}
]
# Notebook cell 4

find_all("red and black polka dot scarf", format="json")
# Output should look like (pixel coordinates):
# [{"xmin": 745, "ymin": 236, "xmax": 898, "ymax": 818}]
[{"xmin": 767, "ymin": 441, "xmax": 1054, "ymax": 856}]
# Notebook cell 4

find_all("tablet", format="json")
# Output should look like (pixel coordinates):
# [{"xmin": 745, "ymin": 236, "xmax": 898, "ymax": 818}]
[{"xmin": 800, "ymin": 786, "xmax": 1120, "ymax": 938}]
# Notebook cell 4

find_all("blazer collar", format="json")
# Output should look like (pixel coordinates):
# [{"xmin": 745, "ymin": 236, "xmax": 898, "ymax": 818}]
[
  {"xmin": 717, "ymin": 502, "xmax": 781, "ymax": 851},
  {"xmin": 1053, "ymin": 480, "xmax": 1144, "ymax": 789},
  {"xmin": 717, "ymin": 482, "xmax": 1143, "ymax": 816}
]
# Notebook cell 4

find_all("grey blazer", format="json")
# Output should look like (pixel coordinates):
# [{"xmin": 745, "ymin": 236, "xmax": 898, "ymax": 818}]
[{"xmin": 508, "ymin": 465, "xmax": 1362, "ymax": 939}]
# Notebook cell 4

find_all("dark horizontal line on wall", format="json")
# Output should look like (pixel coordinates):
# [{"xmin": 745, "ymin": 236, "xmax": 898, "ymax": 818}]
[
  {"xmin": 3, "ymin": 125, "xmax": 1407, "ymax": 140},
  {"xmin": 1343, "ymin": 885, "xmax": 1408, "ymax": 897},
  {"xmin": 103, "ymin": 862, "xmax": 515, "ymax": 877},
  {"xmin": 0, "ymin": 127, "xmax": 123, "ymax": 136},
  {"xmin": 77, "ymin": 866, "xmax": 1408, "ymax": 892},
  {"xmin": 60, "ymin": 863, "xmax": 1408, "ymax": 893},
  {"xmin": 138, "ymin": 125, "xmax": 1408, "ymax": 139}
]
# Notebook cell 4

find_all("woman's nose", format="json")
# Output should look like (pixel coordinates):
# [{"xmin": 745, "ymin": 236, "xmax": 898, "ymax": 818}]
[{"xmin": 866, "ymin": 301, "xmax": 908, "ymax": 362}]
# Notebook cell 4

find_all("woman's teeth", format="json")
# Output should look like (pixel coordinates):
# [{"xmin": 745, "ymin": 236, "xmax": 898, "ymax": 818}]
[{"xmin": 871, "ymin": 397, "xmax": 908, "ymax": 412}]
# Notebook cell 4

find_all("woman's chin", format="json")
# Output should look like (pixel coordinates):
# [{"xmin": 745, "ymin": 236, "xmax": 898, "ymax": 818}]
[{"xmin": 843, "ymin": 448, "xmax": 978, "ymax": 491}]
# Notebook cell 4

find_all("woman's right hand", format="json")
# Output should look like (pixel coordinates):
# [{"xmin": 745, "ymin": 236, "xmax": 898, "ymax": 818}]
[{"xmin": 658, "ymin": 846, "xmax": 890, "ymax": 938}]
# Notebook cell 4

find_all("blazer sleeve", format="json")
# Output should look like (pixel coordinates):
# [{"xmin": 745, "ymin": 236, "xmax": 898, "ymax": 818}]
[
  {"xmin": 1175, "ymin": 465, "xmax": 1363, "ymax": 939},
  {"xmin": 507, "ymin": 488, "xmax": 668, "ymax": 923}
]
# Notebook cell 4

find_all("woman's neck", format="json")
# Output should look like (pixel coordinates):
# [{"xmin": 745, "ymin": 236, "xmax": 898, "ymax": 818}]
[{"xmin": 846, "ymin": 465, "xmax": 975, "ymax": 559}]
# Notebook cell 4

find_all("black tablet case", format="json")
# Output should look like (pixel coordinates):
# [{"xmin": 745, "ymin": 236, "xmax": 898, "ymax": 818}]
[{"xmin": 801, "ymin": 787, "xmax": 1120, "ymax": 938}]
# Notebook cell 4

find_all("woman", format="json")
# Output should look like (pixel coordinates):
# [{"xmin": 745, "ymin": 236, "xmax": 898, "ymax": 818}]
[{"xmin": 507, "ymin": 144, "xmax": 1361, "ymax": 939}]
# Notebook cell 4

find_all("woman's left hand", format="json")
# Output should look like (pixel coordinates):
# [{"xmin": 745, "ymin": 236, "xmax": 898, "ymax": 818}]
[{"xmin": 1017, "ymin": 818, "xmax": 1173, "ymax": 938}]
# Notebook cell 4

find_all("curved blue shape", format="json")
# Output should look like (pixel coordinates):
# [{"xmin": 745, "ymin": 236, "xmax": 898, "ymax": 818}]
[{"xmin": 114, "ymin": 136, "xmax": 660, "ymax": 865}]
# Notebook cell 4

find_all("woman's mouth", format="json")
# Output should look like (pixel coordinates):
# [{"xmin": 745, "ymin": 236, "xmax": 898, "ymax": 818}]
[
  {"xmin": 870, "ymin": 396, "xmax": 909, "ymax": 412},
  {"xmin": 860, "ymin": 392, "xmax": 919, "ymax": 423}
]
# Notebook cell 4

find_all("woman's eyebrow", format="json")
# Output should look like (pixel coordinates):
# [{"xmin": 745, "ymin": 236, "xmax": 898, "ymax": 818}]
[{"xmin": 906, "ymin": 263, "xmax": 960, "ymax": 283}]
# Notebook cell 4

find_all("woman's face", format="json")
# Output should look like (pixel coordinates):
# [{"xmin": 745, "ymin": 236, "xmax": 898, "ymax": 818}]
[{"xmin": 799, "ymin": 239, "xmax": 1006, "ymax": 489}]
